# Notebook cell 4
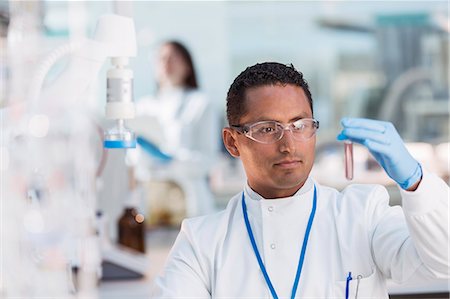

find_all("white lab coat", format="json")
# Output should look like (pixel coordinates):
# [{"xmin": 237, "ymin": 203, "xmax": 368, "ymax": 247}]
[
  {"xmin": 135, "ymin": 88, "xmax": 218, "ymax": 170},
  {"xmin": 151, "ymin": 169, "xmax": 449, "ymax": 298},
  {"xmin": 131, "ymin": 88, "xmax": 219, "ymax": 217}
]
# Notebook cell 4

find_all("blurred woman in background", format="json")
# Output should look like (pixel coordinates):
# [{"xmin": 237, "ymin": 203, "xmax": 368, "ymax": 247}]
[{"xmin": 129, "ymin": 40, "xmax": 219, "ymax": 225}]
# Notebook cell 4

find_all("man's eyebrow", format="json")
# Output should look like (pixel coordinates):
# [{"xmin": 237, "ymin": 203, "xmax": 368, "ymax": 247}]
[
  {"xmin": 288, "ymin": 113, "xmax": 311, "ymax": 122},
  {"xmin": 246, "ymin": 113, "xmax": 312, "ymax": 124}
]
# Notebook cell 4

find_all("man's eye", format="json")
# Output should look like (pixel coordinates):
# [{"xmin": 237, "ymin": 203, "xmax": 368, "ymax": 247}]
[
  {"xmin": 258, "ymin": 126, "xmax": 276, "ymax": 134},
  {"xmin": 293, "ymin": 123, "xmax": 306, "ymax": 130}
]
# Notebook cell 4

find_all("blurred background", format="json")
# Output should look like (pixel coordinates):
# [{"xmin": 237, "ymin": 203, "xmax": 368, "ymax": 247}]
[{"xmin": 0, "ymin": 1, "xmax": 448, "ymax": 298}]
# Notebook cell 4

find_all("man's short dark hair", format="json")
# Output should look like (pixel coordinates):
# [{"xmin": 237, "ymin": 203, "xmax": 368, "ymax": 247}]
[{"xmin": 226, "ymin": 62, "xmax": 313, "ymax": 125}]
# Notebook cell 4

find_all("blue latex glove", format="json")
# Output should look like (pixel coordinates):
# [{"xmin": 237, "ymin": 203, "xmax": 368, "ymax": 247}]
[
  {"xmin": 137, "ymin": 136, "xmax": 173, "ymax": 163},
  {"xmin": 337, "ymin": 118, "xmax": 422, "ymax": 190}
]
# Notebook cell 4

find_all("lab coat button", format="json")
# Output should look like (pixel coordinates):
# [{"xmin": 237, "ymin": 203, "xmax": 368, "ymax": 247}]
[
  {"xmin": 268, "ymin": 206, "xmax": 274, "ymax": 212},
  {"xmin": 270, "ymin": 243, "xmax": 276, "ymax": 249}
]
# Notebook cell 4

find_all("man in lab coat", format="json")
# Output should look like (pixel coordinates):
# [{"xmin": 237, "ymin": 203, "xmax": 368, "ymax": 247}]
[{"xmin": 151, "ymin": 62, "xmax": 449, "ymax": 298}]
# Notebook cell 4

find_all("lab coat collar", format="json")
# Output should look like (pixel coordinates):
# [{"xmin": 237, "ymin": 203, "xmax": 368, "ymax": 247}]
[
  {"xmin": 244, "ymin": 177, "xmax": 314, "ymax": 201},
  {"xmin": 157, "ymin": 88, "xmax": 183, "ymax": 103},
  {"xmin": 159, "ymin": 86, "xmax": 187, "ymax": 97}
]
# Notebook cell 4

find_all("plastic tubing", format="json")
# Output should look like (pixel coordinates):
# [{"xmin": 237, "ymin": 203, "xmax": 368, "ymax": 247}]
[{"xmin": 28, "ymin": 41, "xmax": 81, "ymax": 111}]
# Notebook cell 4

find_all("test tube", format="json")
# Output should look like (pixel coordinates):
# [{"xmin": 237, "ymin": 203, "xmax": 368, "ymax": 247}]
[{"xmin": 344, "ymin": 141, "xmax": 354, "ymax": 180}]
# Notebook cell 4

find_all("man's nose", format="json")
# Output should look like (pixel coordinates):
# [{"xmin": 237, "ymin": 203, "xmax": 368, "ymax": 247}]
[{"xmin": 278, "ymin": 128, "xmax": 296, "ymax": 153}]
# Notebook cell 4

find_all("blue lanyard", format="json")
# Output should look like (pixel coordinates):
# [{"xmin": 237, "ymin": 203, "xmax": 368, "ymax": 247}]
[{"xmin": 241, "ymin": 185, "xmax": 317, "ymax": 299}]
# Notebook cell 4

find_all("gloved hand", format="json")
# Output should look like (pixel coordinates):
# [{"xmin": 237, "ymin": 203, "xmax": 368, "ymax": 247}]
[{"xmin": 337, "ymin": 117, "xmax": 422, "ymax": 190}]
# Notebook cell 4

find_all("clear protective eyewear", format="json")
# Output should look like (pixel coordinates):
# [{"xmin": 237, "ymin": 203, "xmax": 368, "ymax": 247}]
[{"xmin": 232, "ymin": 118, "xmax": 319, "ymax": 144}]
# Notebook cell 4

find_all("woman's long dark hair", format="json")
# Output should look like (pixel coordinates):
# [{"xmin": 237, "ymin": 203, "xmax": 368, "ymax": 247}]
[{"xmin": 165, "ymin": 40, "xmax": 198, "ymax": 89}]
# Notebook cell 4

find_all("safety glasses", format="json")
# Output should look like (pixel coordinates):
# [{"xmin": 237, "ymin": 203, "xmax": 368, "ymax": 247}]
[{"xmin": 231, "ymin": 118, "xmax": 319, "ymax": 144}]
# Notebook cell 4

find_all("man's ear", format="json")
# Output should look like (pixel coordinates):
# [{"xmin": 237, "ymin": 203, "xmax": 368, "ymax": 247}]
[{"xmin": 222, "ymin": 128, "xmax": 240, "ymax": 158}]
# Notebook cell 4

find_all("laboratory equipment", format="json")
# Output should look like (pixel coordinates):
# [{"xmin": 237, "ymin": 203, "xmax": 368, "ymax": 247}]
[
  {"xmin": 118, "ymin": 206, "xmax": 146, "ymax": 253},
  {"xmin": 118, "ymin": 187, "xmax": 146, "ymax": 253},
  {"xmin": 1, "ymin": 8, "xmax": 146, "ymax": 298},
  {"xmin": 338, "ymin": 118, "xmax": 422, "ymax": 189},
  {"xmin": 104, "ymin": 56, "xmax": 136, "ymax": 149},
  {"xmin": 96, "ymin": 193, "xmax": 150, "ymax": 281},
  {"xmin": 27, "ymin": 14, "xmax": 137, "ymax": 149},
  {"xmin": 344, "ymin": 140, "xmax": 354, "ymax": 180},
  {"xmin": 94, "ymin": 13, "xmax": 137, "ymax": 149}
]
